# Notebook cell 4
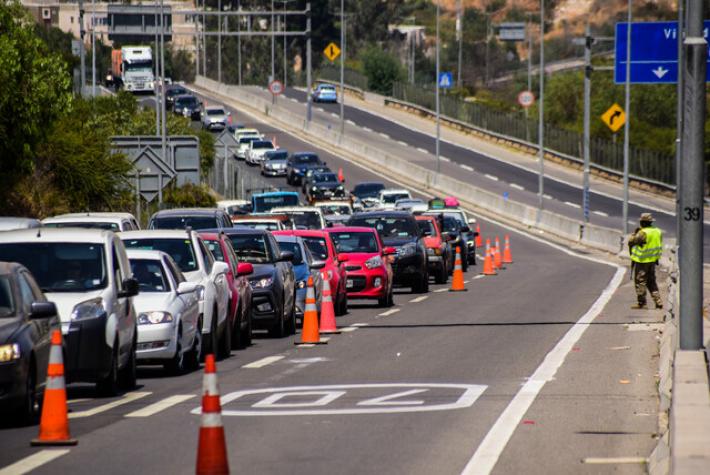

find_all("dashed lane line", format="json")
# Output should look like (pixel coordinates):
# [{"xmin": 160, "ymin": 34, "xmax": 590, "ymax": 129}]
[
  {"xmin": 473, "ymin": 274, "xmax": 486, "ymax": 280},
  {"xmin": 440, "ymin": 156, "xmax": 451, "ymax": 162},
  {"xmin": 593, "ymin": 210, "xmax": 609, "ymax": 217},
  {"xmin": 510, "ymin": 183, "xmax": 524, "ymax": 191},
  {"xmin": 543, "ymin": 194, "xmax": 553, "ymax": 200},
  {"xmin": 485, "ymin": 174, "xmax": 499, "ymax": 181},
  {"xmin": 340, "ymin": 326, "xmax": 359, "ymax": 333},
  {"xmin": 434, "ymin": 288, "xmax": 449, "ymax": 293},
  {"xmin": 0, "ymin": 450, "xmax": 71, "ymax": 475},
  {"xmin": 363, "ymin": 126, "xmax": 372, "ymax": 132},
  {"xmin": 330, "ymin": 112, "xmax": 339, "ymax": 118},
  {"xmin": 564, "ymin": 201, "xmax": 581, "ymax": 209},
  {"xmin": 378, "ymin": 308, "xmax": 401, "ymax": 317},
  {"xmin": 398, "ymin": 140, "xmax": 407, "ymax": 146},
  {"xmin": 351, "ymin": 323, "xmax": 370, "ymax": 327},
  {"xmin": 417, "ymin": 147, "xmax": 429, "ymax": 154},
  {"xmin": 68, "ymin": 392, "xmax": 151, "ymax": 419},
  {"xmin": 346, "ymin": 119, "xmax": 356, "ymax": 125},
  {"xmin": 409, "ymin": 296, "xmax": 428, "ymax": 303},
  {"xmin": 379, "ymin": 132, "xmax": 390, "ymax": 139},
  {"xmin": 242, "ymin": 355, "xmax": 285, "ymax": 369},
  {"xmin": 461, "ymin": 164, "xmax": 474, "ymax": 172},
  {"xmin": 125, "ymin": 395, "xmax": 195, "ymax": 418}
]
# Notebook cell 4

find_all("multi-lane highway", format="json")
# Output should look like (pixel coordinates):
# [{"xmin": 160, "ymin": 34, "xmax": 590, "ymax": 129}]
[{"xmin": 0, "ymin": 90, "xmax": 662, "ymax": 475}]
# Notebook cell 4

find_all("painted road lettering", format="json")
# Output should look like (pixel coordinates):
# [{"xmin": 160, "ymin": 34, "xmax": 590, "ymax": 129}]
[{"xmin": 192, "ymin": 383, "xmax": 486, "ymax": 416}]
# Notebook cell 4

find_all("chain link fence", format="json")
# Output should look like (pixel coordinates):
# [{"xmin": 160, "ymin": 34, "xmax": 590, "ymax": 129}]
[{"xmin": 205, "ymin": 153, "xmax": 283, "ymax": 201}]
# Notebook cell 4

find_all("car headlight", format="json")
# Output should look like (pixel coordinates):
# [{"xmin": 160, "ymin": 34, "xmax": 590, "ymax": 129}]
[
  {"xmin": 250, "ymin": 277, "xmax": 273, "ymax": 289},
  {"xmin": 71, "ymin": 298, "xmax": 105, "ymax": 321},
  {"xmin": 337, "ymin": 185, "xmax": 344, "ymax": 190},
  {"xmin": 396, "ymin": 244, "xmax": 417, "ymax": 257},
  {"xmin": 311, "ymin": 186, "xmax": 318, "ymax": 191},
  {"xmin": 0, "ymin": 344, "xmax": 21, "ymax": 362},
  {"xmin": 365, "ymin": 255, "xmax": 383, "ymax": 269},
  {"xmin": 138, "ymin": 311, "xmax": 174, "ymax": 325},
  {"xmin": 297, "ymin": 280, "xmax": 306, "ymax": 289},
  {"xmin": 426, "ymin": 247, "xmax": 442, "ymax": 256}
]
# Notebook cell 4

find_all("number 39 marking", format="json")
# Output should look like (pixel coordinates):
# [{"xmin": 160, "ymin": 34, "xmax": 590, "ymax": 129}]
[{"xmin": 684, "ymin": 206, "xmax": 701, "ymax": 221}]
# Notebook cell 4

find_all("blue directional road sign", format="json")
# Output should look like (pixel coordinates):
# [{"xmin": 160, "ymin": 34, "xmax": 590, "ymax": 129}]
[
  {"xmin": 438, "ymin": 72, "xmax": 453, "ymax": 89},
  {"xmin": 615, "ymin": 21, "xmax": 710, "ymax": 84}
]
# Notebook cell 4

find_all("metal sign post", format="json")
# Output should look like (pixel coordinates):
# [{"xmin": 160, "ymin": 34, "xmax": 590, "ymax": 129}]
[
  {"xmin": 582, "ymin": 24, "xmax": 592, "ymax": 224},
  {"xmin": 537, "ymin": 1, "xmax": 545, "ymax": 215},
  {"xmin": 622, "ymin": 0, "xmax": 631, "ymax": 235},
  {"xmin": 435, "ymin": 2, "xmax": 441, "ymax": 175}
]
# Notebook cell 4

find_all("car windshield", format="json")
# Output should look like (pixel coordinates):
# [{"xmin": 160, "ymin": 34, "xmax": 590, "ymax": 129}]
[
  {"xmin": 130, "ymin": 259, "xmax": 169, "ymax": 292},
  {"xmin": 176, "ymin": 96, "xmax": 197, "ymax": 106},
  {"xmin": 382, "ymin": 193, "xmax": 410, "ymax": 204},
  {"xmin": 238, "ymin": 221, "xmax": 280, "ymax": 231},
  {"xmin": 301, "ymin": 237, "xmax": 329, "ymax": 260},
  {"xmin": 265, "ymin": 151, "xmax": 288, "ymax": 160},
  {"xmin": 319, "ymin": 205, "xmax": 351, "ymax": 215},
  {"xmin": 207, "ymin": 109, "xmax": 225, "ymax": 116},
  {"xmin": 440, "ymin": 216, "xmax": 462, "ymax": 233},
  {"xmin": 286, "ymin": 212, "xmax": 321, "ymax": 230},
  {"xmin": 44, "ymin": 222, "xmax": 119, "ymax": 231},
  {"xmin": 168, "ymin": 88, "xmax": 186, "ymax": 97},
  {"xmin": 203, "ymin": 239, "xmax": 225, "ymax": 262},
  {"xmin": 123, "ymin": 238, "xmax": 198, "ymax": 273},
  {"xmin": 228, "ymin": 235, "xmax": 271, "ymax": 263},
  {"xmin": 151, "ymin": 216, "xmax": 218, "ymax": 231},
  {"xmin": 329, "ymin": 232, "xmax": 379, "ymax": 253},
  {"xmin": 417, "ymin": 220, "xmax": 437, "ymax": 236},
  {"xmin": 253, "ymin": 194, "xmax": 299, "ymax": 213},
  {"xmin": 239, "ymin": 137, "xmax": 258, "ymax": 145},
  {"xmin": 353, "ymin": 183, "xmax": 384, "ymax": 198},
  {"xmin": 0, "ymin": 243, "xmax": 107, "ymax": 293},
  {"xmin": 251, "ymin": 141, "xmax": 274, "ymax": 149},
  {"xmin": 0, "ymin": 276, "xmax": 15, "ymax": 318},
  {"xmin": 320, "ymin": 85, "xmax": 336, "ymax": 91},
  {"xmin": 274, "ymin": 240, "xmax": 304, "ymax": 265},
  {"xmin": 314, "ymin": 173, "xmax": 338, "ymax": 183},
  {"xmin": 294, "ymin": 155, "xmax": 319, "ymax": 164},
  {"xmin": 348, "ymin": 216, "xmax": 418, "ymax": 239}
]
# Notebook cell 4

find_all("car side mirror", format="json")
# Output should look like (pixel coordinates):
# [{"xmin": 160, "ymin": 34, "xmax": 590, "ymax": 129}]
[
  {"xmin": 118, "ymin": 277, "xmax": 139, "ymax": 298},
  {"xmin": 237, "ymin": 262, "xmax": 254, "ymax": 276},
  {"xmin": 337, "ymin": 254, "xmax": 349, "ymax": 263},
  {"xmin": 177, "ymin": 282, "xmax": 199, "ymax": 295},
  {"xmin": 30, "ymin": 302, "xmax": 57, "ymax": 319},
  {"xmin": 310, "ymin": 260, "xmax": 326, "ymax": 270},
  {"xmin": 212, "ymin": 261, "xmax": 229, "ymax": 277},
  {"xmin": 279, "ymin": 251, "xmax": 295, "ymax": 262},
  {"xmin": 382, "ymin": 247, "xmax": 396, "ymax": 256}
]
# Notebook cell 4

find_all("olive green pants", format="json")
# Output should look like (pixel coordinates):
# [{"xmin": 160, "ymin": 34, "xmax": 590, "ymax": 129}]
[{"xmin": 633, "ymin": 261, "xmax": 662, "ymax": 307}]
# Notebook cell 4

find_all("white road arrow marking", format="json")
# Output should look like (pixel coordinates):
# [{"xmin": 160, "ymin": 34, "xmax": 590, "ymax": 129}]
[
  {"xmin": 357, "ymin": 389, "xmax": 428, "ymax": 406},
  {"xmin": 652, "ymin": 66, "xmax": 669, "ymax": 78}
]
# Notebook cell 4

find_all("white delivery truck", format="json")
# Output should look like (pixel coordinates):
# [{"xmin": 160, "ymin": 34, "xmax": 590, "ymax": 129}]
[{"xmin": 116, "ymin": 46, "xmax": 155, "ymax": 93}]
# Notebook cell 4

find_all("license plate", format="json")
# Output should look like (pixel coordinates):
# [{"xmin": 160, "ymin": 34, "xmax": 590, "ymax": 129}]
[{"xmin": 346, "ymin": 279, "xmax": 354, "ymax": 288}]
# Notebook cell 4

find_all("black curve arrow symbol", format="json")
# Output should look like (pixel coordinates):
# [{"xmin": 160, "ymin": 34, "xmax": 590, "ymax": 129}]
[{"xmin": 609, "ymin": 110, "xmax": 622, "ymax": 126}]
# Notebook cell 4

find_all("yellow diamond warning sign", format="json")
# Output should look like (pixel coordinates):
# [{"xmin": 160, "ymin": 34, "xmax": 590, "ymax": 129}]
[
  {"xmin": 601, "ymin": 103, "xmax": 626, "ymax": 133},
  {"xmin": 324, "ymin": 42, "xmax": 341, "ymax": 62}
]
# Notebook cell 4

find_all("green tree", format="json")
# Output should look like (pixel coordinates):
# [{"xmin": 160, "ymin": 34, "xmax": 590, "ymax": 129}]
[{"xmin": 362, "ymin": 46, "xmax": 404, "ymax": 95}]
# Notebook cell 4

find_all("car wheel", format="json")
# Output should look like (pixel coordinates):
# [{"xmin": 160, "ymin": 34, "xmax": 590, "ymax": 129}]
[
  {"xmin": 232, "ymin": 305, "xmax": 243, "ymax": 350},
  {"xmin": 242, "ymin": 306, "xmax": 253, "ymax": 347},
  {"xmin": 268, "ymin": 301, "xmax": 286, "ymax": 338},
  {"xmin": 186, "ymin": 317, "xmax": 202, "ymax": 371},
  {"xmin": 96, "ymin": 343, "xmax": 119, "ymax": 397},
  {"xmin": 218, "ymin": 315, "xmax": 232, "ymax": 360},
  {"xmin": 335, "ymin": 288, "xmax": 347, "ymax": 316},
  {"xmin": 413, "ymin": 272, "xmax": 429, "ymax": 294},
  {"xmin": 165, "ymin": 326, "xmax": 185, "ymax": 375},
  {"xmin": 285, "ymin": 300, "xmax": 296, "ymax": 335},
  {"xmin": 435, "ymin": 264, "xmax": 448, "ymax": 285},
  {"xmin": 23, "ymin": 361, "xmax": 40, "ymax": 424},
  {"xmin": 201, "ymin": 310, "xmax": 219, "ymax": 361},
  {"xmin": 119, "ymin": 336, "xmax": 137, "ymax": 390}
]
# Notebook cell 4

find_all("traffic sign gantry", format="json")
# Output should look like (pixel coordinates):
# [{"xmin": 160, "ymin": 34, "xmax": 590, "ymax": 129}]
[
  {"xmin": 517, "ymin": 90, "xmax": 535, "ymax": 108},
  {"xmin": 438, "ymin": 72, "xmax": 453, "ymax": 89},
  {"xmin": 601, "ymin": 103, "xmax": 626, "ymax": 133},
  {"xmin": 615, "ymin": 21, "xmax": 710, "ymax": 84},
  {"xmin": 324, "ymin": 42, "xmax": 341, "ymax": 62},
  {"xmin": 268, "ymin": 80, "xmax": 283, "ymax": 96}
]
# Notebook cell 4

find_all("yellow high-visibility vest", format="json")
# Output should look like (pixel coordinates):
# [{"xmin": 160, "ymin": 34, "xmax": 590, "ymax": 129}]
[{"xmin": 631, "ymin": 227, "xmax": 662, "ymax": 263}]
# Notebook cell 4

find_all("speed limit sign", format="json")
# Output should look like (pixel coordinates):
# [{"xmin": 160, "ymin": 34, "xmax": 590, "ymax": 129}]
[
  {"xmin": 517, "ymin": 90, "xmax": 535, "ymax": 108},
  {"xmin": 268, "ymin": 80, "xmax": 284, "ymax": 96}
]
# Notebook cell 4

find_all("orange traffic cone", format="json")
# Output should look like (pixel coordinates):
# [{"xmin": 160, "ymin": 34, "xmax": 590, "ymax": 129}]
[
  {"xmin": 493, "ymin": 236, "xmax": 503, "ymax": 269},
  {"xmin": 449, "ymin": 246, "xmax": 467, "ymax": 292},
  {"xmin": 319, "ymin": 274, "xmax": 340, "ymax": 334},
  {"xmin": 31, "ymin": 330, "xmax": 77, "ymax": 446},
  {"xmin": 482, "ymin": 239, "xmax": 497, "ymax": 276},
  {"xmin": 196, "ymin": 354, "xmax": 229, "ymax": 475},
  {"xmin": 503, "ymin": 234, "xmax": 513, "ymax": 264},
  {"xmin": 295, "ymin": 276, "xmax": 326, "ymax": 345},
  {"xmin": 338, "ymin": 167, "xmax": 345, "ymax": 183},
  {"xmin": 475, "ymin": 223, "xmax": 482, "ymax": 248}
]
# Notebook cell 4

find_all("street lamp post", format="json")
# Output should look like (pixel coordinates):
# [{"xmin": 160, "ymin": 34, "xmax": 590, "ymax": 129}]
[
  {"xmin": 271, "ymin": 0, "xmax": 275, "ymax": 82},
  {"xmin": 339, "ymin": 0, "xmax": 345, "ymax": 137},
  {"xmin": 435, "ymin": 1, "xmax": 441, "ymax": 174},
  {"xmin": 537, "ymin": 1, "xmax": 545, "ymax": 213},
  {"xmin": 622, "ymin": 0, "xmax": 632, "ymax": 234}
]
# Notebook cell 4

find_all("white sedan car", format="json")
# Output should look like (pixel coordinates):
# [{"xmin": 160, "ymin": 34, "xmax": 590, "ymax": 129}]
[
  {"xmin": 245, "ymin": 139, "xmax": 276, "ymax": 165},
  {"xmin": 127, "ymin": 250, "xmax": 201, "ymax": 374},
  {"xmin": 120, "ymin": 230, "xmax": 231, "ymax": 360}
]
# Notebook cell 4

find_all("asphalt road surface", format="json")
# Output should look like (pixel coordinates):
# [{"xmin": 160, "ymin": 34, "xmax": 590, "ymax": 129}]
[{"xmin": 0, "ymin": 90, "xmax": 657, "ymax": 475}]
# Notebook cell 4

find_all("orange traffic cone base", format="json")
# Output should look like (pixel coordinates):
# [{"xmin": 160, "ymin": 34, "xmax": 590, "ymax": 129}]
[
  {"xmin": 449, "ymin": 287, "xmax": 468, "ymax": 292},
  {"xmin": 31, "ymin": 437, "xmax": 78, "ymax": 446}
]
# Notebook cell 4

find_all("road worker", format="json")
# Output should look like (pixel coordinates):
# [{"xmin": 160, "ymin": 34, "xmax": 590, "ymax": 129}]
[{"xmin": 628, "ymin": 212, "xmax": 663, "ymax": 309}]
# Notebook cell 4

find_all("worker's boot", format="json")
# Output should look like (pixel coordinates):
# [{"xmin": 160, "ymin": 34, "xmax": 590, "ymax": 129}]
[
  {"xmin": 652, "ymin": 292, "xmax": 663, "ymax": 309},
  {"xmin": 631, "ymin": 301, "xmax": 647, "ymax": 310}
]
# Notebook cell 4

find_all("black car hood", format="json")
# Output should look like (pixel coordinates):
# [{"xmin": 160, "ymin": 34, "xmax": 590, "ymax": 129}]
[
  {"xmin": 382, "ymin": 236, "xmax": 418, "ymax": 247},
  {"xmin": 0, "ymin": 318, "xmax": 23, "ymax": 345},
  {"xmin": 312, "ymin": 182, "xmax": 341, "ymax": 190},
  {"xmin": 250, "ymin": 264, "xmax": 277, "ymax": 280},
  {"xmin": 294, "ymin": 163, "xmax": 322, "ymax": 172}
]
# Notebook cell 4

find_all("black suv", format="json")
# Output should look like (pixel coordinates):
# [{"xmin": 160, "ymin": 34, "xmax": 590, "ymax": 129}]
[
  {"xmin": 286, "ymin": 152, "xmax": 325, "ymax": 186},
  {"xmin": 348, "ymin": 211, "xmax": 429, "ymax": 293},
  {"xmin": 173, "ymin": 94, "xmax": 202, "ymax": 120},
  {"xmin": 305, "ymin": 172, "xmax": 345, "ymax": 202}
]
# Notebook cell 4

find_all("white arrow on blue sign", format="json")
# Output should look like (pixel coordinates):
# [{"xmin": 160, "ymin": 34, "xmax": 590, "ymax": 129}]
[
  {"xmin": 615, "ymin": 21, "xmax": 710, "ymax": 84},
  {"xmin": 438, "ymin": 72, "xmax": 453, "ymax": 89}
]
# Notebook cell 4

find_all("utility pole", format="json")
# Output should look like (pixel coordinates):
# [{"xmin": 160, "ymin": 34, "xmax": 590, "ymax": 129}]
[
  {"xmin": 202, "ymin": 0, "xmax": 206, "ymax": 77},
  {"xmin": 582, "ymin": 23, "xmax": 592, "ymax": 223},
  {"xmin": 485, "ymin": 12, "xmax": 490, "ymax": 86},
  {"xmin": 537, "ymin": 1, "xmax": 545, "ymax": 212},
  {"xmin": 79, "ymin": 0, "xmax": 86, "ymax": 95},
  {"xmin": 91, "ymin": 0, "xmax": 96, "ymax": 96},
  {"xmin": 456, "ymin": 0, "xmax": 463, "ymax": 88},
  {"xmin": 155, "ymin": 9, "xmax": 160, "ymax": 135},
  {"xmin": 622, "ymin": 0, "xmax": 632, "ymax": 234},
  {"xmin": 160, "ymin": 0, "xmax": 167, "ymax": 207},
  {"xmin": 237, "ymin": 0, "xmax": 242, "ymax": 85},
  {"xmin": 306, "ymin": 2, "xmax": 312, "ymax": 123},
  {"xmin": 217, "ymin": 0, "xmax": 222, "ymax": 82},
  {"xmin": 271, "ymin": 0, "xmax": 275, "ymax": 82},
  {"xmin": 675, "ymin": 0, "xmax": 685, "ymax": 241},
  {"xmin": 679, "ymin": 0, "xmax": 707, "ymax": 350},
  {"xmin": 435, "ymin": 1, "xmax": 441, "ymax": 174},
  {"xmin": 283, "ymin": 0, "xmax": 288, "ymax": 87},
  {"xmin": 195, "ymin": 0, "xmax": 200, "ymax": 76},
  {"xmin": 339, "ymin": 0, "xmax": 345, "ymax": 137}
]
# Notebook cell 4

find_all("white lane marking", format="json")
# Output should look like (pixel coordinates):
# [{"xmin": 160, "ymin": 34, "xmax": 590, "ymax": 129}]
[
  {"xmin": 357, "ymin": 389, "xmax": 428, "ymax": 406},
  {"xmin": 510, "ymin": 183, "xmax": 524, "ymax": 191},
  {"xmin": 461, "ymin": 266, "xmax": 625, "ymax": 475},
  {"xmin": 417, "ymin": 147, "xmax": 429, "ymax": 154},
  {"xmin": 485, "ymin": 174, "xmax": 499, "ymax": 181},
  {"xmin": 351, "ymin": 323, "xmax": 370, "ymax": 327},
  {"xmin": 461, "ymin": 164, "xmax": 474, "ymax": 172},
  {"xmin": 440, "ymin": 156, "xmax": 451, "ymax": 162},
  {"xmin": 242, "ymin": 355, "xmax": 285, "ymax": 369},
  {"xmin": 0, "ymin": 450, "xmax": 71, "ymax": 475},
  {"xmin": 346, "ymin": 119, "xmax": 356, "ymax": 125},
  {"xmin": 463, "ymin": 280, "xmax": 470, "ymax": 284},
  {"xmin": 320, "ymin": 337, "xmax": 331, "ymax": 343},
  {"xmin": 582, "ymin": 457, "xmax": 647, "ymax": 465},
  {"xmin": 398, "ymin": 140, "xmax": 407, "ymax": 146},
  {"xmin": 125, "ymin": 395, "xmax": 195, "ymax": 418},
  {"xmin": 297, "ymin": 344, "xmax": 316, "ymax": 348},
  {"xmin": 379, "ymin": 132, "xmax": 389, "ymax": 139},
  {"xmin": 543, "ymin": 194, "xmax": 553, "ymax": 200},
  {"xmin": 378, "ymin": 308, "xmax": 400, "ymax": 317},
  {"xmin": 363, "ymin": 126, "xmax": 372, "ymax": 132},
  {"xmin": 340, "ymin": 326, "xmax": 359, "ymax": 332},
  {"xmin": 330, "ymin": 112, "xmax": 338, "ymax": 118},
  {"xmin": 316, "ymin": 107, "xmax": 325, "ymax": 112},
  {"xmin": 593, "ymin": 210, "xmax": 609, "ymax": 217},
  {"xmin": 473, "ymin": 274, "xmax": 486, "ymax": 280},
  {"xmin": 564, "ymin": 201, "xmax": 581, "ymax": 209},
  {"xmin": 289, "ymin": 97, "xmax": 298, "ymax": 103},
  {"xmin": 68, "ymin": 392, "xmax": 151, "ymax": 419},
  {"xmin": 409, "ymin": 296, "xmax": 428, "ymax": 303},
  {"xmin": 434, "ymin": 288, "xmax": 449, "ymax": 293},
  {"xmin": 67, "ymin": 398, "xmax": 91, "ymax": 404}
]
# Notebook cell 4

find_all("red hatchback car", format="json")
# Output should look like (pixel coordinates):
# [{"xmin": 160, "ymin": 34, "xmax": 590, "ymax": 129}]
[
  {"xmin": 326, "ymin": 227, "xmax": 395, "ymax": 307},
  {"xmin": 200, "ymin": 232, "xmax": 254, "ymax": 349},
  {"xmin": 273, "ymin": 229, "xmax": 349, "ymax": 315}
]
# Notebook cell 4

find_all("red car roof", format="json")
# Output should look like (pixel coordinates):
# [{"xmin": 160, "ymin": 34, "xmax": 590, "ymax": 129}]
[
  {"xmin": 324, "ymin": 226, "xmax": 377, "ymax": 234},
  {"xmin": 274, "ymin": 229, "xmax": 329, "ymax": 238}
]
